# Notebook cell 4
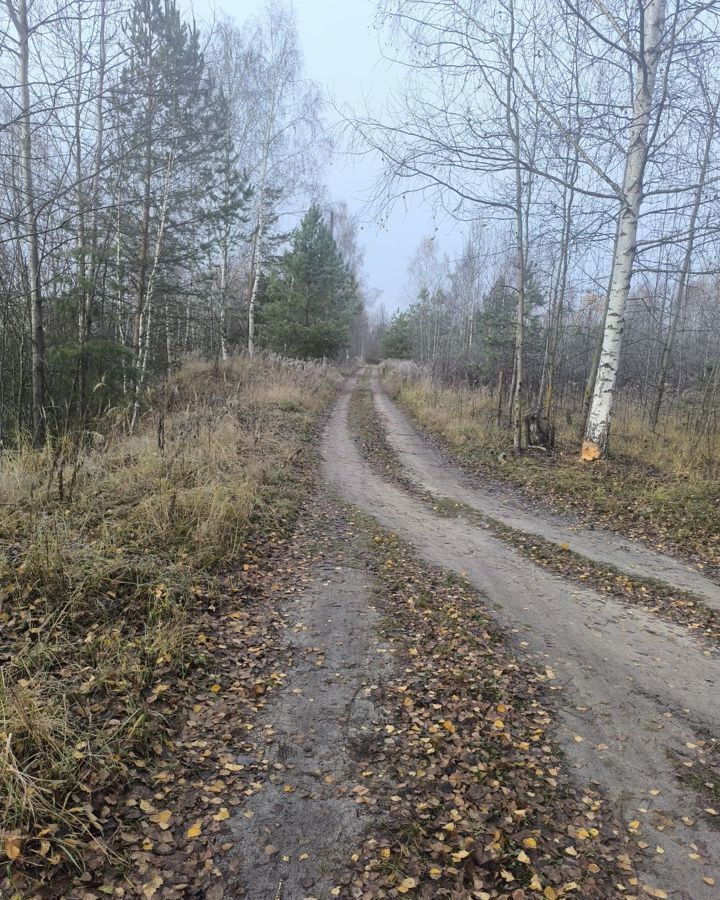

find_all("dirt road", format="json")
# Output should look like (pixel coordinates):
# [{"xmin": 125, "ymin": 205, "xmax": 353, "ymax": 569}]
[
  {"xmin": 370, "ymin": 370, "xmax": 720, "ymax": 610},
  {"xmin": 228, "ymin": 521, "xmax": 391, "ymax": 899},
  {"xmin": 323, "ymin": 376, "xmax": 720, "ymax": 899}
]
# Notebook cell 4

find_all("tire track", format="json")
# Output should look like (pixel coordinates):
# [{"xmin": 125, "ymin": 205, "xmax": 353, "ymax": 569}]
[{"xmin": 323, "ymin": 377, "xmax": 720, "ymax": 900}]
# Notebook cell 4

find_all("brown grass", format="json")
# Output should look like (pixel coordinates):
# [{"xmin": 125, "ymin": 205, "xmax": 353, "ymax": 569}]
[
  {"xmin": 0, "ymin": 355, "xmax": 340, "ymax": 875},
  {"xmin": 381, "ymin": 363, "xmax": 720, "ymax": 570}
]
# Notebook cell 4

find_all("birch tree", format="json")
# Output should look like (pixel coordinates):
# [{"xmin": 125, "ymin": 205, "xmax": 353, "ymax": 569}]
[
  {"xmin": 4, "ymin": 0, "xmax": 45, "ymax": 445},
  {"xmin": 236, "ymin": 2, "xmax": 324, "ymax": 354},
  {"xmin": 649, "ymin": 83, "xmax": 720, "ymax": 430},
  {"xmin": 581, "ymin": 0, "xmax": 668, "ymax": 459}
]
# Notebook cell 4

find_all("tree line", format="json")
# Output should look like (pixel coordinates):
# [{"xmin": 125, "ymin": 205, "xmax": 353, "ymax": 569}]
[
  {"xmin": 0, "ymin": 0, "xmax": 362, "ymax": 447},
  {"xmin": 373, "ymin": 229, "xmax": 720, "ymax": 458},
  {"xmin": 356, "ymin": 0, "xmax": 720, "ymax": 459}
]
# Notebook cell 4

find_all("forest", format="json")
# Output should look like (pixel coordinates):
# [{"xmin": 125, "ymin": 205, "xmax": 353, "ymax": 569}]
[
  {"xmin": 0, "ymin": 0, "xmax": 363, "ymax": 448},
  {"xmin": 3, "ymin": 1, "xmax": 720, "ymax": 899},
  {"xmin": 359, "ymin": 0, "xmax": 720, "ymax": 464}
]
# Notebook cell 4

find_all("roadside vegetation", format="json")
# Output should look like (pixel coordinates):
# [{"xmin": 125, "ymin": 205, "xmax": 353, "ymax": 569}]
[
  {"xmin": 381, "ymin": 363, "xmax": 720, "ymax": 572},
  {"xmin": 0, "ymin": 356, "xmax": 339, "ymax": 892}
]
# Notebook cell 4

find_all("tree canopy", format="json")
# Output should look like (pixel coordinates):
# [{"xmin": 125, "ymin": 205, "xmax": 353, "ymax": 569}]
[{"xmin": 260, "ymin": 205, "xmax": 362, "ymax": 359}]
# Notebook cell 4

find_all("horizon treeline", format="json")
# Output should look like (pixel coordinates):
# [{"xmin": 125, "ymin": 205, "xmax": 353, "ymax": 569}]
[
  {"xmin": 0, "ymin": 0, "xmax": 363, "ymax": 447},
  {"xmin": 371, "ymin": 227, "xmax": 720, "ymax": 452}
]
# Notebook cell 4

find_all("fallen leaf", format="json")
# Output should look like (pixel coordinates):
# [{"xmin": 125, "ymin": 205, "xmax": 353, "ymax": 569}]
[
  {"xmin": 3, "ymin": 834, "xmax": 21, "ymax": 861},
  {"xmin": 149, "ymin": 810, "xmax": 172, "ymax": 830}
]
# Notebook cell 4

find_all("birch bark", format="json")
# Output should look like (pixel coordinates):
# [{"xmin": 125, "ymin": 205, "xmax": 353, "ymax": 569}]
[
  {"xmin": 6, "ymin": 0, "xmax": 45, "ymax": 445},
  {"xmin": 582, "ymin": 0, "xmax": 668, "ymax": 460}
]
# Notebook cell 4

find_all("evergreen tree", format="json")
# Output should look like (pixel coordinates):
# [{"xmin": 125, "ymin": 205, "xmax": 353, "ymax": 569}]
[
  {"xmin": 380, "ymin": 310, "xmax": 414, "ymax": 358},
  {"xmin": 260, "ymin": 206, "xmax": 362, "ymax": 358},
  {"xmin": 109, "ymin": 0, "xmax": 224, "ymax": 407}
]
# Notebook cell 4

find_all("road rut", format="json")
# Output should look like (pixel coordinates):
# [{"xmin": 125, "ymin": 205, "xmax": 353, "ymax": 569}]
[
  {"xmin": 228, "ymin": 544, "xmax": 390, "ymax": 899},
  {"xmin": 324, "ymin": 377, "xmax": 720, "ymax": 900}
]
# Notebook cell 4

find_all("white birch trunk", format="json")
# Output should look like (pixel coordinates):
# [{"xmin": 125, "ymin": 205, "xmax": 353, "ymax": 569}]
[
  {"xmin": 130, "ymin": 153, "xmax": 174, "ymax": 432},
  {"xmin": 7, "ymin": 0, "xmax": 45, "ymax": 445},
  {"xmin": 582, "ymin": 0, "xmax": 667, "ymax": 460}
]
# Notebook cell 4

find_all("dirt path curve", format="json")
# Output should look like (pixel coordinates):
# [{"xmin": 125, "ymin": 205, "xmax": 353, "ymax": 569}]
[
  {"xmin": 369, "ymin": 369, "xmax": 720, "ymax": 610},
  {"xmin": 228, "ymin": 542, "xmax": 391, "ymax": 899},
  {"xmin": 324, "ymin": 377, "xmax": 720, "ymax": 900}
]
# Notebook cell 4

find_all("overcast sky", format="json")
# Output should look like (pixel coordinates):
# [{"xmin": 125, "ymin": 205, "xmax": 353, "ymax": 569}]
[{"xmin": 192, "ymin": 0, "xmax": 463, "ymax": 313}]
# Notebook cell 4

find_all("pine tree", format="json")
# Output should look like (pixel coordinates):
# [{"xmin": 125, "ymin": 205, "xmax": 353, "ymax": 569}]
[
  {"xmin": 260, "ymin": 206, "xmax": 362, "ymax": 359},
  {"xmin": 380, "ymin": 310, "xmax": 414, "ymax": 359},
  {"xmin": 109, "ymin": 0, "xmax": 223, "ymax": 417}
]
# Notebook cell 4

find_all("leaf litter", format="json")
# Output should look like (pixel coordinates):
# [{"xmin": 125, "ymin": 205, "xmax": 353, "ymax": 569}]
[{"xmin": 341, "ymin": 516, "xmax": 642, "ymax": 898}]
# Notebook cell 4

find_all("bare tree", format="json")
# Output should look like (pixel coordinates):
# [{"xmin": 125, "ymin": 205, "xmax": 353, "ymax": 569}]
[{"xmin": 5, "ymin": 0, "xmax": 45, "ymax": 445}]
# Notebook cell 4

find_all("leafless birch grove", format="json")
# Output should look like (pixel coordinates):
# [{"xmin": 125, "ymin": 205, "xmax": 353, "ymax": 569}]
[{"xmin": 357, "ymin": 0, "xmax": 720, "ymax": 459}]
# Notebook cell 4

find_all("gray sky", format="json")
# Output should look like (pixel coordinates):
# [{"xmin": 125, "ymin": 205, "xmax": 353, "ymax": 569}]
[{"xmin": 194, "ymin": 0, "xmax": 462, "ymax": 312}]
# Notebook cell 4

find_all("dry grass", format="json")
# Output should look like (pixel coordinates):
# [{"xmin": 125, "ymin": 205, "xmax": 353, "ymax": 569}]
[
  {"xmin": 381, "ymin": 362, "xmax": 720, "ymax": 569},
  {"xmin": 0, "ymin": 355, "xmax": 340, "ymax": 875}
]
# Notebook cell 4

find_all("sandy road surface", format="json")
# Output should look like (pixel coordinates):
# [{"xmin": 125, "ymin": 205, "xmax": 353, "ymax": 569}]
[
  {"xmin": 228, "ymin": 554, "xmax": 390, "ymax": 899},
  {"xmin": 370, "ymin": 370, "xmax": 720, "ymax": 611},
  {"xmin": 323, "ymin": 377, "xmax": 720, "ymax": 899}
]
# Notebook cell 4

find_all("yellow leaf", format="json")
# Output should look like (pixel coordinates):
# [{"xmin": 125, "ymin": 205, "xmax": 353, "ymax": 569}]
[
  {"xmin": 213, "ymin": 808, "xmax": 230, "ymax": 822},
  {"xmin": 451, "ymin": 849, "xmax": 470, "ymax": 862},
  {"xmin": 523, "ymin": 836, "xmax": 538, "ymax": 849},
  {"xmin": 299, "ymin": 852, "xmax": 309, "ymax": 860},
  {"xmin": 429, "ymin": 866, "xmax": 442, "ymax": 879},
  {"xmin": 517, "ymin": 850, "xmax": 531, "ymax": 864},
  {"xmin": 493, "ymin": 719, "xmax": 505, "ymax": 730},
  {"xmin": 186, "ymin": 821, "xmax": 203, "ymax": 839},
  {"xmin": 530, "ymin": 874, "xmax": 542, "ymax": 890},
  {"xmin": 500, "ymin": 869, "xmax": 515, "ymax": 882},
  {"xmin": 142, "ymin": 875, "xmax": 164, "ymax": 898},
  {"xmin": 565, "ymin": 846, "xmax": 577, "ymax": 856},
  {"xmin": 149, "ymin": 810, "xmax": 172, "ymax": 830},
  {"xmin": 330, "ymin": 889, "xmax": 341, "ymax": 896},
  {"xmin": 442, "ymin": 720, "xmax": 456, "ymax": 734},
  {"xmin": 544, "ymin": 888, "xmax": 558, "ymax": 900},
  {"xmin": 380, "ymin": 847, "xmax": 391, "ymax": 859},
  {"xmin": 210, "ymin": 684, "xmax": 221, "ymax": 693},
  {"xmin": 704, "ymin": 878, "xmax": 716, "ymax": 887},
  {"xmin": 397, "ymin": 877, "xmax": 417, "ymax": 893},
  {"xmin": 629, "ymin": 819, "xmax": 641, "ymax": 832},
  {"xmin": 3, "ymin": 834, "xmax": 21, "ymax": 860}
]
